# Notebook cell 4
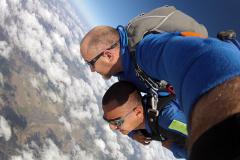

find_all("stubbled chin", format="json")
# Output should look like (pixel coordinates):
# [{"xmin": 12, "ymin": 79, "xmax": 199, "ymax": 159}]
[
  {"xmin": 120, "ymin": 130, "xmax": 129, "ymax": 135},
  {"xmin": 102, "ymin": 75, "xmax": 112, "ymax": 80}
]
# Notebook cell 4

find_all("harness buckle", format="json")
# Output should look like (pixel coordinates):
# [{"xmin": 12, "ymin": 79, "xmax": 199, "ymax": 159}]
[
  {"xmin": 217, "ymin": 30, "xmax": 236, "ymax": 40},
  {"xmin": 148, "ymin": 108, "xmax": 159, "ymax": 117},
  {"xmin": 157, "ymin": 80, "xmax": 168, "ymax": 89}
]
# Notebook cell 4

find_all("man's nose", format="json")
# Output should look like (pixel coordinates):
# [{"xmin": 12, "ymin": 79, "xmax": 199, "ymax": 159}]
[{"xmin": 109, "ymin": 124, "xmax": 119, "ymax": 130}]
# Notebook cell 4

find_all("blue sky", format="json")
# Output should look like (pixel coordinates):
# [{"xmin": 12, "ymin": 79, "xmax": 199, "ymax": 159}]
[{"xmin": 71, "ymin": 0, "xmax": 240, "ymax": 38}]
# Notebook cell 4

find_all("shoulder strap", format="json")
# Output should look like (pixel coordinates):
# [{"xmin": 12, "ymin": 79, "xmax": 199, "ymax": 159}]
[
  {"xmin": 143, "ymin": 94, "xmax": 175, "ymax": 141},
  {"xmin": 129, "ymin": 30, "xmax": 207, "ymax": 98},
  {"xmin": 143, "ymin": 95, "xmax": 187, "ymax": 147},
  {"xmin": 129, "ymin": 49, "xmax": 175, "ymax": 118},
  {"xmin": 129, "ymin": 50, "xmax": 175, "ymax": 93}
]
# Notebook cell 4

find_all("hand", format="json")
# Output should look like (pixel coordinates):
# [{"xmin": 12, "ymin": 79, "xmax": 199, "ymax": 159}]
[
  {"xmin": 162, "ymin": 139, "xmax": 173, "ymax": 149},
  {"xmin": 132, "ymin": 130, "xmax": 152, "ymax": 145}
]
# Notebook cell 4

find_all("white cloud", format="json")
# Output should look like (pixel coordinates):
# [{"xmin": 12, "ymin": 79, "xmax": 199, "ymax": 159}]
[
  {"xmin": 44, "ymin": 89, "xmax": 62, "ymax": 103},
  {"xmin": 0, "ymin": 41, "xmax": 12, "ymax": 59},
  {"xmin": 0, "ymin": 0, "xmax": 9, "ymax": 24},
  {"xmin": 69, "ymin": 43, "xmax": 81, "ymax": 61},
  {"xmin": 87, "ymin": 126, "xmax": 96, "ymax": 135},
  {"xmin": 0, "ymin": 0, "xmax": 176, "ymax": 159},
  {"xmin": 53, "ymin": 53, "xmax": 68, "ymax": 70},
  {"xmin": 138, "ymin": 141, "xmax": 176, "ymax": 160},
  {"xmin": 30, "ymin": 77, "xmax": 40, "ymax": 90},
  {"xmin": 46, "ymin": 61, "xmax": 71, "ymax": 86},
  {"xmin": 101, "ymin": 124, "xmax": 132, "ymax": 160},
  {"xmin": 50, "ymin": 31, "xmax": 66, "ymax": 50},
  {"xmin": 118, "ymin": 136, "xmax": 135, "ymax": 155},
  {"xmin": 0, "ymin": 116, "xmax": 12, "ymax": 141},
  {"xmin": 71, "ymin": 145, "xmax": 94, "ymax": 160},
  {"xmin": 11, "ymin": 150, "xmax": 34, "ymax": 160},
  {"xmin": 105, "ymin": 137, "xmax": 123, "ymax": 159},
  {"xmin": 66, "ymin": 77, "xmax": 96, "ymax": 104},
  {"xmin": 94, "ymin": 138, "xmax": 108, "ymax": 154},
  {"xmin": 70, "ymin": 107, "xmax": 92, "ymax": 121},
  {"xmin": 51, "ymin": 14, "xmax": 71, "ymax": 37},
  {"xmin": 36, "ymin": 2, "xmax": 52, "ymax": 22},
  {"xmin": 41, "ymin": 139, "xmax": 70, "ymax": 160},
  {"xmin": 59, "ymin": 116, "xmax": 72, "ymax": 132},
  {"xmin": 0, "ymin": 72, "xmax": 4, "ymax": 87}
]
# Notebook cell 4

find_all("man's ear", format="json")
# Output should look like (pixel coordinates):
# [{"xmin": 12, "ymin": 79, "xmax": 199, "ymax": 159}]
[
  {"xmin": 134, "ymin": 106, "xmax": 143, "ymax": 117},
  {"xmin": 103, "ymin": 50, "xmax": 113, "ymax": 61}
]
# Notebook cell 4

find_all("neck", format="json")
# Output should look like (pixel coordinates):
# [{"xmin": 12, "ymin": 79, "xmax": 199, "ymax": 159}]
[
  {"xmin": 113, "ymin": 55, "xmax": 123, "ymax": 73},
  {"xmin": 135, "ymin": 116, "xmax": 145, "ymax": 130}
]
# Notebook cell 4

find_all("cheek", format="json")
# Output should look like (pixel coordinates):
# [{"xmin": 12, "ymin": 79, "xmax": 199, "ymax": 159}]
[
  {"xmin": 123, "ymin": 118, "xmax": 138, "ymax": 130},
  {"xmin": 96, "ymin": 63, "xmax": 109, "ymax": 74}
]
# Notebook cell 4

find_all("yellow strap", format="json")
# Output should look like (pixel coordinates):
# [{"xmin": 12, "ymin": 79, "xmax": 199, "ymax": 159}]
[{"xmin": 168, "ymin": 120, "xmax": 188, "ymax": 135}]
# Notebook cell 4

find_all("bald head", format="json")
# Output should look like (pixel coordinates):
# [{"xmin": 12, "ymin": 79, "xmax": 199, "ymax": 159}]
[{"xmin": 80, "ymin": 26, "xmax": 119, "ymax": 58}]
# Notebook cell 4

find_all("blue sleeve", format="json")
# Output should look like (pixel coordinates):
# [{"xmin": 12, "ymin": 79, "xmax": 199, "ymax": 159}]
[
  {"xmin": 158, "ymin": 100, "xmax": 188, "ymax": 137},
  {"xmin": 127, "ymin": 130, "xmax": 136, "ymax": 139},
  {"xmin": 170, "ymin": 142, "xmax": 187, "ymax": 159},
  {"xmin": 136, "ymin": 33, "xmax": 240, "ymax": 120}
]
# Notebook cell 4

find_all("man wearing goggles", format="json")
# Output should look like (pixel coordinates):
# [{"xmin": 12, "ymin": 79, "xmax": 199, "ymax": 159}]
[{"xmin": 102, "ymin": 81, "xmax": 187, "ymax": 159}]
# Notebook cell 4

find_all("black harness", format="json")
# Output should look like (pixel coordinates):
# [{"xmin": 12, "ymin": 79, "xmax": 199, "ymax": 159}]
[
  {"xmin": 129, "ymin": 30, "xmax": 239, "ymax": 146},
  {"xmin": 142, "ymin": 94, "xmax": 187, "ymax": 147},
  {"xmin": 129, "ymin": 38, "xmax": 181, "ymax": 143}
]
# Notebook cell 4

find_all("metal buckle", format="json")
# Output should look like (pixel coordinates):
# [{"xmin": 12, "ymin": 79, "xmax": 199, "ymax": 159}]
[
  {"xmin": 148, "ymin": 108, "xmax": 159, "ymax": 117},
  {"xmin": 217, "ymin": 30, "xmax": 236, "ymax": 40}
]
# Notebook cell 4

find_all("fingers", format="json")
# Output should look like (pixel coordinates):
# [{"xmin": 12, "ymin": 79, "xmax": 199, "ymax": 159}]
[
  {"xmin": 133, "ymin": 135, "xmax": 152, "ymax": 145},
  {"xmin": 162, "ymin": 139, "xmax": 173, "ymax": 149},
  {"xmin": 131, "ymin": 130, "xmax": 153, "ymax": 145},
  {"xmin": 143, "ymin": 139, "xmax": 151, "ymax": 145}
]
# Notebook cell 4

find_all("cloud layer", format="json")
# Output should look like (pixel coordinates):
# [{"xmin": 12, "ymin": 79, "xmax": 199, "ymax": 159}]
[
  {"xmin": 0, "ymin": 0, "xmax": 176, "ymax": 159},
  {"xmin": 0, "ymin": 116, "xmax": 11, "ymax": 141}
]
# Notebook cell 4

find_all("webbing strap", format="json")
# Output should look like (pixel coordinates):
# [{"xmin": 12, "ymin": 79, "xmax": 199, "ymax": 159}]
[
  {"xmin": 144, "ymin": 94, "xmax": 175, "ymax": 142},
  {"xmin": 130, "ymin": 51, "xmax": 159, "ymax": 91},
  {"xmin": 130, "ymin": 47, "xmax": 175, "ymax": 122},
  {"xmin": 180, "ymin": 31, "xmax": 207, "ymax": 38},
  {"xmin": 130, "ymin": 51, "xmax": 174, "ymax": 94}
]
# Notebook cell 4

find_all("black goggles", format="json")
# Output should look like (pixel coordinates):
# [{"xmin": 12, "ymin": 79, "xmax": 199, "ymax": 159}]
[
  {"xmin": 85, "ymin": 41, "xmax": 119, "ymax": 67},
  {"xmin": 103, "ymin": 116, "xmax": 124, "ymax": 127},
  {"xmin": 103, "ymin": 107, "xmax": 137, "ymax": 127}
]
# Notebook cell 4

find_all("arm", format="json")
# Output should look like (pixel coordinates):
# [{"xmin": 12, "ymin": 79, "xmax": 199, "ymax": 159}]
[
  {"xmin": 158, "ymin": 100, "xmax": 188, "ymax": 137},
  {"xmin": 169, "ymin": 142, "xmax": 187, "ymax": 159},
  {"xmin": 162, "ymin": 139, "xmax": 187, "ymax": 159},
  {"xmin": 158, "ymin": 101, "xmax": 188, "ymax": 159},
  {"xmin": 128, "ymin": 129, "xmax": 152, "ymax": 145}
]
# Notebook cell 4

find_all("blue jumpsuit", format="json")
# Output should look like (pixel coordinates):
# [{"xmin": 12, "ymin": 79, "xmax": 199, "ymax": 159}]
[
  {"xmin": 116, "ymin": 26, "xmax": 240, "ymax": 120},
  {"xmin": 115, "ymin": 26, "xmax": 188, "ymax": 159},
  {"xmin": 127, "ymin": 99, "xmax": 187, "ymax": 159}
]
